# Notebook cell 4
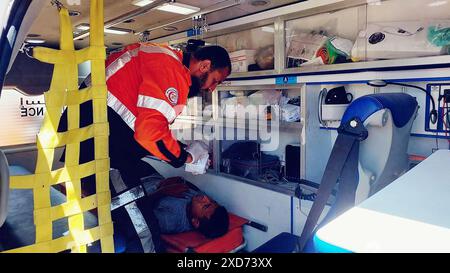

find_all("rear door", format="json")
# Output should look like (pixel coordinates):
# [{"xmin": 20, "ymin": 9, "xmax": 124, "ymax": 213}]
[{"xmin": 0, "ymin": 0, "xmax": 46, "ymax": 93}]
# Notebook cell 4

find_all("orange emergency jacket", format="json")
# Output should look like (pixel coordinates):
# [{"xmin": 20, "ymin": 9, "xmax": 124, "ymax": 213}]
[{"xmin": 106, "ymin": 43, "xmax": 191, "ymax": 168}]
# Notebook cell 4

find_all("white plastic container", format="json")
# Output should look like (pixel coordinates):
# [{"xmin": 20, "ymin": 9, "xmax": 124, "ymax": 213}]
[
  {"xmin": 321, "ymin": 104, "xmax": 349, "ymax": 121},
  {"xmin": 229, "ymin": 50, "xmax": 256, "ymax": 72}
]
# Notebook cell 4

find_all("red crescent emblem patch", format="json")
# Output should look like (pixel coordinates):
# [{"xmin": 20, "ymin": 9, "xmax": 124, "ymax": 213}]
[{"xmin": 165, "ymin": 88, "xmax": 178, "ymax": 105}]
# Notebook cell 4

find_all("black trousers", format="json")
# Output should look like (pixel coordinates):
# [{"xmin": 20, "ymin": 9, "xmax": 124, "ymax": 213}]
[
  {"xmin": 58, "ymin": 101, "xmax": 164, "ymax": 252},
  {"xmin": 58, "ymin": 101, "xmax": 158, "ymax": 190}
]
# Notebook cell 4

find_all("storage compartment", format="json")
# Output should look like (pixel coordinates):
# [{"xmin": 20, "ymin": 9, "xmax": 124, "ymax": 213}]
[
  {"xmin": 216, "ymin": 86, "xmax": 303, "ymax": 185},
  {"xmin": 229, "ymin": 50, "xmax": 256, "ymax": 73},
  {"xmin": 204, "ymin": 25, "xmax": 275, "ymax": 74},
  {"xmin": 285, "ymin": 0, "xmax": 450, "ymax": 69},
  {"xmin": 352, "ymin": 21, "xmax": 450, "ymax": 61},
  {"xmin": 285, "ymin": 6, "xmax": 360, "ymax": 68}
]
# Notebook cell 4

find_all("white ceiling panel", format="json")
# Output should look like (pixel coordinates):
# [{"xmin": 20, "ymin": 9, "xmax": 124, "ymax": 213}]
[{"xmin": 26, "ymin": 0, "xmax": 301, "ymax": 49}]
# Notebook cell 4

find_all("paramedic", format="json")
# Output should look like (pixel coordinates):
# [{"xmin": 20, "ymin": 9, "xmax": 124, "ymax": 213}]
[
  {"xmin": 58, "ymin": 43, "xmax": 231, "ymax": 252},
  {"xmin": 144, "ymin": 176, "xmax": 230, "ymax": 239},
  {"xmin": 60, "ymin": 42, "xmax": 232, "ymax": 187},
  {"xmin": 105, "ymin": 42, "xmax": 231, "ymax": 184}
]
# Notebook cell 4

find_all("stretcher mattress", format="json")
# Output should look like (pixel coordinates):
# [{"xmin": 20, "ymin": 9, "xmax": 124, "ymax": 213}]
[{"xmin": 161, "ymin": 213, "xmax": 248, "ymax": 253}]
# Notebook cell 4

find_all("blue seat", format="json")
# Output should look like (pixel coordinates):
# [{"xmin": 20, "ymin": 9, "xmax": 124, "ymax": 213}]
[
  {"xmin": 313, "ymin": 93, "xmax": 418, "ymax": 252},
  {"xmin": 253, "ymin": 233, "xmax": 299, "ymax": 253},
  {"xmin": 342, "ymin": 93, "xmax": 418, "ymax": 128}
]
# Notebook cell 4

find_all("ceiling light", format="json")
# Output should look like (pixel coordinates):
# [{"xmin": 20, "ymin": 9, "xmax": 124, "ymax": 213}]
[
  {"xmin": 132, "ymin": 0, "xmax": 155, "ymax": 7},
  {"xmin": 429, "ymin": 1, "xmax": 447, "ymax": 7},
  {"xmin": 104, "ymin": 27, "xmax": 133, "ymax": 35},
  {"xmin": 156, "ymin": 2, "xmax": 200, "ymax": 15},
  {"xmin": 76, "ymin": 23, "xmax": 90, "ymax": 31},
  {"xmin": 261, "ymin": 26, "xmax": 274, "ymax": 33},
  {"xmin": 26, "ymin": 39, "xmax": 46, "ymax": 44},
  {"xmin": 163, "ymin": 26, "xmax": 178, "ymax": 31},
  {"xmin": 75, "ymin": 24, "xmax": 132, "ymax": 35}
]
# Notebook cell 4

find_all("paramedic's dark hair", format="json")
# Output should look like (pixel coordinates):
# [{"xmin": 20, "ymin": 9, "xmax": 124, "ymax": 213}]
[
  {"xmin": 193, "ymin": 45, "xmax": 232, "ymax": 73},
  {"xmin": 198, "ymin": 206, "xmax": 229, "ymax": 238}
]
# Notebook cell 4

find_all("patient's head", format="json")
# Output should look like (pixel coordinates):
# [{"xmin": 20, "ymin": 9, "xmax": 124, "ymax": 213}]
[{"xmin": 189, "ymin": 194, "xmax": 229, "ymax": 238}]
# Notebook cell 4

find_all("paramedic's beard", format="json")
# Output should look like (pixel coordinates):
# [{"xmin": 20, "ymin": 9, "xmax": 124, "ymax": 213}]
[{"xmin": 188, "ymin": 72, "xmax": 209, "ymax": 98}]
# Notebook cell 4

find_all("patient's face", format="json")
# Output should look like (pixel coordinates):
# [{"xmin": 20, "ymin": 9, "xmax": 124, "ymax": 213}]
[{"xmin": 191, "ymin": 194, "xmax": 219, "ymax": 220}]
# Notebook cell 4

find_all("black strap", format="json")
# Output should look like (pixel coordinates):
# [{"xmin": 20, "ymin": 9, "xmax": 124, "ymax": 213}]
[{"xmin": 297, "ymin": 118, "xmax": 367, "ymax": 251}]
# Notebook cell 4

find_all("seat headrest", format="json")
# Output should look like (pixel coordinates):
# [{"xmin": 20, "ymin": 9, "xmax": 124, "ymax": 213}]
[{"xmin": 341, "ymin": 93, "xmax": 418, "ymax": 128}]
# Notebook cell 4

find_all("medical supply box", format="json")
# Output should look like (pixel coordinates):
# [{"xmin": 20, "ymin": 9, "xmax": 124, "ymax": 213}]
[{"xmin": 229, "ymin": 50, "xmax": 256, "ymax": 73}]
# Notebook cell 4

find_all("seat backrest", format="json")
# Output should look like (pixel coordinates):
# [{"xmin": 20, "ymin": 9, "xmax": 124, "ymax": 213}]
[
  {"xmin": 299, "ymin": 93, "xmax": 419, "ymax": 251},
  {"xmin": 342, "ymin": 93, "xmax": 418, "ymax": 203},
  {"xmin": 0, "ymin": 150, "xmax": 10, "ymax": 227}
]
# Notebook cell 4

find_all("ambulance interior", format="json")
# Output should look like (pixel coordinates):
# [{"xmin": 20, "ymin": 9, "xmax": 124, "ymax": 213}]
[{"xmin": 1, "ymin": 0, "xmax": 450, "ymax": 253}]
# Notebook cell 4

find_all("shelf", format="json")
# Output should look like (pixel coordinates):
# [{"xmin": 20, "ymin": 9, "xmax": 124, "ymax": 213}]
[
  {"xmin": 222, "ymin": 55, "xmax": 450, "ymax": 82},
  {"xmin": 284, "ymin": 55, "xmax": 450, "ymax": 76},
  {"xmin": 171, "ymin": 116, "xmax": 303, "ymax": 131},
  {"xmin": 228, "ymin": 70, "xmax": 277, "ymax": 80},
  {"xmin": 216, "ymin": 118, "xmax": 302, "ymax": 131},
  {"xmin": 171, "ymin": 116, "xmax": 214, "ymax": 129},
  {"xmin": 219, "ymin": 172, "xmax": 299, "ymax": 197}
]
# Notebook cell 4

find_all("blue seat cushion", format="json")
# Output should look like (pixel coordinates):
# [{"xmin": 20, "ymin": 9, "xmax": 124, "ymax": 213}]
[
  {"xmin": 341, "ymin": 93, "xmax": 418, "ymax": 128},
  {"xmin": 253, "ymin": 233, "xmax": 299, "ymax": 253}
]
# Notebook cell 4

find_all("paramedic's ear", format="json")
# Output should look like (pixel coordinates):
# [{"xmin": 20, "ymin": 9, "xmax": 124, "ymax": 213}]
[
  {"xmin": 199, "ymin": 60, "xmax": 212, "ymax": 73},
  {"xmin": 191, "ymin": 218, "xmax": 200, "ymax": 229}
]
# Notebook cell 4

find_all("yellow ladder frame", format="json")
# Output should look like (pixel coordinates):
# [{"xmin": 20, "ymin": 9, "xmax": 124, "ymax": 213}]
[{"xmin": 4, "ymin": 0, "xmax": 114, "ymax": 253}]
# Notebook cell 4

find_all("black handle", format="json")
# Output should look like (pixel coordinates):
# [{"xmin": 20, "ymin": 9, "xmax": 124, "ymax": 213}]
[{"xmin": 247, "ymin": 221, "xmax": 268, "ymax": 232}]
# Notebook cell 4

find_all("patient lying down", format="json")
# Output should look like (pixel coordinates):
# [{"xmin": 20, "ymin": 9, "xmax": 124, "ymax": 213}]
[{"xmin": 146, "ymin": 177, "xmax": 230, "ymax": 239}]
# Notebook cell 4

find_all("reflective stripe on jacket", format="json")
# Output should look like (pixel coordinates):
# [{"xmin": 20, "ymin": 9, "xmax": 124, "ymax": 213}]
[{"xmin": 106, "ymin": 43, "xmax": 191, "ymax": 168}]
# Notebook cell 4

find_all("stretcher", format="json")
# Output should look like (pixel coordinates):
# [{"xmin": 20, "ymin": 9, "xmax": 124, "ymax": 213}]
[{"xmin": 161, "ymin": 213, "xmax": 249, "ymax": 253}]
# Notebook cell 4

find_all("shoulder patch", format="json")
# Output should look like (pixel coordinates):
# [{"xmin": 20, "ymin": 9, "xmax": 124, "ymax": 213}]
[{"xmin": 165, "ymin": 87, "xmax": 179, "ymax": 105}]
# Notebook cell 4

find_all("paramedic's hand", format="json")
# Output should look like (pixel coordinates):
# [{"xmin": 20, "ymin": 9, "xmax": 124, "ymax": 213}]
[
  {"xmin": 185, "ymin": 153, "xmax": 210, "ymax": 176},
  {"xmin": 185, "ymin": 141, "xmax": 209, "ymax": 163}
]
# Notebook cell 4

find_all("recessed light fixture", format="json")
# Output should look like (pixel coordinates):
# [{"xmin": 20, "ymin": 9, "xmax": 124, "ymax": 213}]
[
  {"xmin": 123, "ymin": 19, "xmax": 136, "ymax": 23},
  {"xmin": 132, "ymin": 0, "xmax": 155, "ymax": 7},
  {"xmin": 163, "ymin": 26, "xmax": 178, "ymax": 31},
  {"xmin": 26, "ymin": 39, "xmax": 46, "ymax": 44},
  {"xmin": 27, "ymin": 33, "xmax": 41, "ymax": 38},
  {"xmin": 157, "ymin": 2, "xmax": 200, "ymax": 15},
  {"xmin": 250, "ymin": 0, "xmax": 270, "ymax": 7},
  {"xmin": 69, "ymin": 10, "xmax": 81, "ymax": 17}
]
